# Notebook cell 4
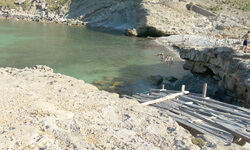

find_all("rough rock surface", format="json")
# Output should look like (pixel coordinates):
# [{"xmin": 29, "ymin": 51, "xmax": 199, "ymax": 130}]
[
  {"xmin": 156, "ymin": 35, "xmax": 250, "ymax": 107},
  {"xmin": 0, "ymin": 66, "xmax": 245, "ymax": 149},
  {"xmin": 0, "ymin": 0, "xmax": 249, "ymax": 37},
  {"xmin": 0, "ymin": 66, "xmax": 198, "ymax": 149}
]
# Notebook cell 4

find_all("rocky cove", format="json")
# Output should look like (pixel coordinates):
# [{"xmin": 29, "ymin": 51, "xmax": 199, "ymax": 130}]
[
  {"xmin": 156, "ymin": 35, "xmax": 250, "ymax": 108},
  {"xmin": 0, "ymin": 0, "xmax": 250, "ymax": 149},
  {"xmin": 0, "ymin": 66, "xmax": 247, "ymax": 149},
  {"xmin": 179, "ymin": 46, "xmax": 250, "ymax": 107},
  {"xmin": 0, "ymin": 0, "xmax": 249, "ymax": 37}
]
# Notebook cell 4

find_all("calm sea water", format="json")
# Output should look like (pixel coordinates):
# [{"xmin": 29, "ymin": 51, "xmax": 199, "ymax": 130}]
[{"xmin": 0, "ymin": 19, "xmax": 190, "ymax": 94}]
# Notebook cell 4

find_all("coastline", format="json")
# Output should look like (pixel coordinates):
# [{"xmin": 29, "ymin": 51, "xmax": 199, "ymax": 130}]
[
  {"xmin": 0, "ymin": 17, "xmax": 249, "ymax": 149},
  {"xmin": 0, "ymin": 65, "xmax": 246, "ymax": 149},
  {"xmin": 1, "ymin": 7, "xmax": 249, "ymax": 107},
  {"xmin": 1, "ymin": 6, "xmax": 249, "ymax": 107},
  {"xmin": 0, "ymin": 3, "xmax": 250, "ymax": 148},
  {"xmin": 156, "ymin": 35, "xmax": 250, "ymax": 108}
]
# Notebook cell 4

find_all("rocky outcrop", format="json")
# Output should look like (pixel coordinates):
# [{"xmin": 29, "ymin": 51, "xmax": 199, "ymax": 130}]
[
  {"xmin": 178, "ymin": 46, "xmax": 250, "ymax": 107},
  {"xmin": 1, "ymin": 66, "xmax": 244, "ymax": 149},
  {"xmin": 0, "ymin": 66, "xmax": 247, "ymax": 149},
  {"xmin": 155, "ymin": 35, "xmax": 250, "ymax": 107},
  {"xmin": 0, "ymin": 0, "xmax": 249, "ymax": 37},
  {"xmin": 0, "ymin": 66, "xmax": 199, "ymax": 149}
]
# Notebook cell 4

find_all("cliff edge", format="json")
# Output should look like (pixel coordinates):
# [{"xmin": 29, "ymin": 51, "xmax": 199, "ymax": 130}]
[
  {"xmin": 0, "ymin": 0, "xmax": 249, "ymax": 37},
  {"xmin": 0, "ymin": 66, "xmax": 245, "ymax": 149}
]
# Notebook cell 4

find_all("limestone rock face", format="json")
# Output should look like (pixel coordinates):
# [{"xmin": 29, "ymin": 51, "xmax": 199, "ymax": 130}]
[
  {"xmin": 1, "ymin": 0, "xmax": 249, "ymax": 37},
  {"xmin": 66, "ymin": 0, "xmax": 141, "ymax": 31},
  {"xmin": 0, "ymin": 66, "xmax": 243, "ymax": 149},
  {"xmin": 0, "ymin": 66, "xmax": 201, "ymax": 149},
  {"xmin": 156, "ymin": 35, "xmax": 250, "ymax": 106},
  {"xmin": 179, "ymin": 47, "xmax": 250, "ymax": 107}
]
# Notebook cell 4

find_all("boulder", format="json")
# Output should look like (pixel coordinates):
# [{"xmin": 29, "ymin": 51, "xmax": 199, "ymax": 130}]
[
  {"xmin": 148, "ymin": 75, "xmax": 164, "ymax": 85},
  {"xmin": 125, "ymin": 28, "xmax": 138, "ymax": 36},
  {"xmin": 183, "ymin": 61, "xmax": 195, "ymax": 70},
  {"xmin": 165, "ymin": 76, "xmax": 178, "ymax": 82}
]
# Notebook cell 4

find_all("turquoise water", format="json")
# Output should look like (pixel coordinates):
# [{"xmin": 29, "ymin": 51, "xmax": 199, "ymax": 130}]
[{"xmin": 0, "ymin": 19, "xmax": 190, "ymax": 94}]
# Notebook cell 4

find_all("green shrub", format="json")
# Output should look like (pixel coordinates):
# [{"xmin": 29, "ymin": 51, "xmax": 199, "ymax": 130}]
[
  {"xmin": 0, "ymin": 0, "xmax": 17, "ymax": 8},
  {"xmin": 46, "ymin": 0, "xmax": 71, "ymax": 11},
  {"xmin": 20, "ymin": 0, "xmax": 31, "ymax": 11},
  {"xmin": 191, "ymin": 137, "xmax": 206, "ymax": 147},
  {"xmin": 218, "ymin": 0, "xmax": 250, "ymax": 11}
]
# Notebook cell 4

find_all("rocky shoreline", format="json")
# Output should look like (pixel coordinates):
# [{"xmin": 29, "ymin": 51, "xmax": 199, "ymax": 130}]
[
  {"xmin": 0, "ymin": 65, "xmax": 247, "ymax": 149},
  {"xmin": 156, "ymin": 35, "xmax": 250, "ymax": 108},
  {"xmin": 1, "ymin": 0, "xmax": 249, "ymax": 37},
  {"xmin": 0, "ymin": 7, "xmax": 85, "ymax": 26},
  {"xmin": 0, "ymin": 0, "xmax": 250, "ymax": 148}
]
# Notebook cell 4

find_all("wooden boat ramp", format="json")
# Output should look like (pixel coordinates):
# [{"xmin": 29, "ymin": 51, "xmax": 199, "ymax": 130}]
[{"xmin": 122, "ymin": 85, "xmax": 250, "ymax": 144}]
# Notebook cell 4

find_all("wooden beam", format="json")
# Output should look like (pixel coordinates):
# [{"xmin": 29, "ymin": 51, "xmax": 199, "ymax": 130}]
[
  {"xmin": 181, "ymin": 85, "xmax": 185, "ymax": 93},
  {"xmin": 202, "ymin": 83, "xmax": 209, "ymax": 99},
  {"xmin": 215, "ymin": 120, "xmax": 250, "ymax": 143},
  {"xmin": 172, "ymin": 99, "xmax": 250, "ymax": 123},
  {"xmin": 187, "ymin": 94, "xmax": 250, "ymax": 115},
  {"xmin": 141, "ymin": 91, "xmax": 189, "ymax": 106},
  {"xmin": 180, "ymin": 107, "xmax": 250, "ymax": 143},
  {"xmin": 165, "ymin": 111, "xmax": 232, "ymax": 142},
  {"xmin": 181, "ymin": 95, "xmax": 250, "ymax": 119}
]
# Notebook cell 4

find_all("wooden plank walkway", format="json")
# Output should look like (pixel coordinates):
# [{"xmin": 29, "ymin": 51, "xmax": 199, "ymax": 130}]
[{"xmin": 122, "ymin": 89, "xmax": 250, "ymax": 144}]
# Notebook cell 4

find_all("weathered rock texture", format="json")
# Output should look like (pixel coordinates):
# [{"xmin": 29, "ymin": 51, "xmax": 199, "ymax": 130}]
[
  {"xmin": 178, "ymin": 47, "xmax": 250, "ymax": 107},
  {"xmin": 0, "ymin": 66, "xmax": 198, "ymax": 149},
  {"xmin": 156, "ymin": 35, "xmax": 249, "ymax": 107},
  {"xmin": 0, "ymin": 0, "xmax": 249, "ymax": 37},
  {"xmin": 0, "ymin": 66, "xmax": 245, "ymax": 149}
]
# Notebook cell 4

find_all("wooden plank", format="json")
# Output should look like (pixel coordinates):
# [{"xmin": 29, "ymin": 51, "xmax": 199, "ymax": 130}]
[
  {"xmin": 154, "ymin": 104, "xmax": 234, "ymax": 142},
  {"xmin": 173, "ymin": 99, "xmax": 250, "ymax": 132},
  {"xmin": 213, "ymin": 113, "xmax": 247, "ymax": 129},
  {"xmin": 194, "ymin": 123, "xmax": 233, "ymax": 142},
  {"xmin": 180, "ymin": 95, "xmax": 250, "ymax": 119},
  {"xmin": 149, "ymin": 92, "xmax": 169, "ymax": 97},
  {"xmin": 164, "ymin": 111, "xmax": 231, "ymax": 142},
  {"xmin": 121, "ymin": 95, "xmax": 134, "ymax": 99},
  {"xmin": 171, "ymin": 99, "xmax": 250, "ymax": 124},
  {"xmin": 180, "ymin": 107, "xmax": 250, "ymax": 143},
  {"xmin": 215, "ymin": 120, "xmax": 250, "ymax": 143},
  {"xmin": 153, "ymin": 102, "xmax": 179, "ymax": 110},
  {"xmin": 187, "ymin": 94, "xmax": 250, "ymax": 115},
  {"xmin": 141, "ymin": 92, "xmax": 189, "ymax": 106},
  {"xmin": 175, "ymin": 107, "xmax": 232, "ymax": 133}
]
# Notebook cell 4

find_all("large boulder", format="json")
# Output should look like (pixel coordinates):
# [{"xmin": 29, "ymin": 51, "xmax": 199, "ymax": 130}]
[
  {"xmin": 125, "ymin": 28, "xmax": 138, "ymax": 36},
  {"xmin": 148, "ymin": 75, "xmax": 164, "ymax": 85}
]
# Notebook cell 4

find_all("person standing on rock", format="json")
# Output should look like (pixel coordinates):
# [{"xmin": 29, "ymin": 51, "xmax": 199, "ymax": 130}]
[{"xmin": 242, "ymin": 31, "xmax": 250, "ymax": 53}]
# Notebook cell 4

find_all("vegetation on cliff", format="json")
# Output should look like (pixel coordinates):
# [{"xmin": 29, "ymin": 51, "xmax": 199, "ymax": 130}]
[{"xmin": 0, "ymin": 0, "xmax": 71, "ymax": 11}]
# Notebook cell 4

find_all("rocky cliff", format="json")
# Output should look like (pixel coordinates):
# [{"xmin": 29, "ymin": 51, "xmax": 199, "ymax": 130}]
[
  {"xmin": 178, "ymin": 45, "xmax": 250, "ymax": 107},
  {"xmin": 0, "ymin": 0, "xmax": 249, "ymax": 37},
  {"xmin": 156, "ymin": 35, "xmax": 250, "ymax": 107},
  {"xmin": 1, "ymin": 66, "xmax": 245, "ymax": 149}
]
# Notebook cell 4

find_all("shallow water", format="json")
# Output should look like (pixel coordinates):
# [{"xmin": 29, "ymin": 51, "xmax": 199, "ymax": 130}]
[{"xmin": 0, "ymin": 19, "xmax": 190, "ymax": 94}]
